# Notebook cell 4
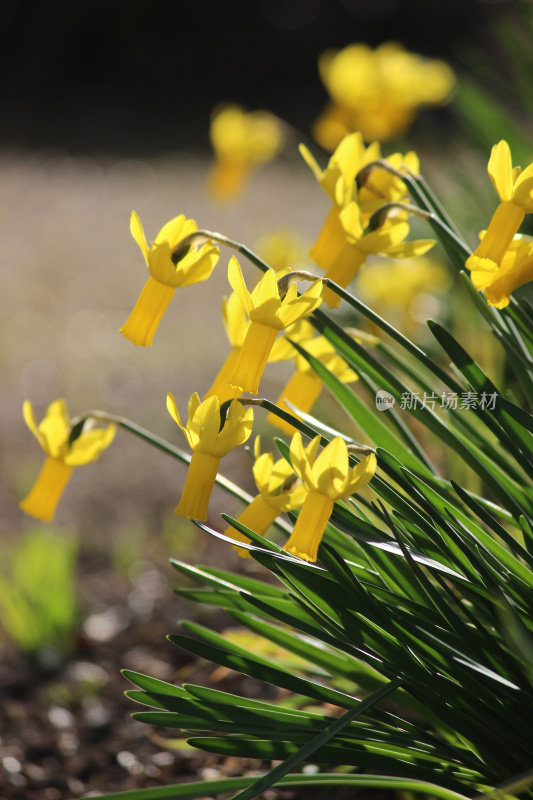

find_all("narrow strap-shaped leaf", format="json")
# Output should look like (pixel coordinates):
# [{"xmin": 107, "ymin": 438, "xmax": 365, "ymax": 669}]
[
  {"xmin": 167, "ymin": 631, "xmax": 361, "ymax": 708},
  {"xmin": 225, "ymin": 677, "xmax": 403, "ymax": 800},
  {"xmin": 428, "ymin": 320, "xmax": 533, "ymax": 471},
  {"xmin": 85, "ymin": 771, "xmax": 475, "ymax": 800}
]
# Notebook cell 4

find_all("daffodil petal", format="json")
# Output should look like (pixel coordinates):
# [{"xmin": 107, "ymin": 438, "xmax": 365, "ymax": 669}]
[
  {"xmin": 488, "ymin": 140, "xmax": 513, "ymax": 202},
  {"xmin": 313, "ymin": 437, "xmax": 349, "ymax": 497},
  {"xmin": 38, "ymin": 399, "xmax": 70, "ymax": 459},
  {"xmin": 22, "ymin": 400, "xmax": 46, "ymax": 451},
  {"xmin": 154, "ymin": 215, "xmax": 188, "ymax": 248},
  {"xmin": 130, "ymin": 211, "xmax": 150, "ymax": 264},
  {"xmin": 299, "ymin": 143, "xmax": 323, "ymax": 184},
  {"xmin": 228, "ymin": 256, "xmax": 253, "ymax": 316},
  {"xmin": 346, "ymin": 452, "xmax": 377, "ymax": 495},
  {"xmin": 66, "ymin": 425, "xmax": 116, "ymax": 466}
]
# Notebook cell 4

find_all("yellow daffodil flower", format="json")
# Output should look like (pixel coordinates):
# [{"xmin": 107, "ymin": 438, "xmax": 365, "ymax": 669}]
[
  {"xmin": 20, "ymin": 399, "xmax": 115, "ymax": 522},
  {"xmin": 470, "ymin": 235, "xmax": 533, "ymax": 308},
  {"xmin": 227, "ymin": 257, "xmax": 324, "ymax": 394},
  {"xmin": 311, "ymin": 201, "xmax": 434, "ymax": 307},
  {"xmin": 299, "ymin": 132, "xmax": 381, "ymax": 208},
  {"xmin": 466, "ymin": 141, "xmax": 533, "ymax": 275},
  {"xmin": 225, "ymin": 439, "xmax": 308, "ymax": 557},
  {"xmin": 301, "ymin": 132, "xmax": 419, "ymax": 228},
  {"xmin": 284, "ymin": 433, "xmax": 376, "ymax": 562},
  {"xmin": 205, "ymin": 294, "xmax": 314, "ymax": 404},
  {"xmin": 267, "ymin": 333, "xmax": 358, "ymax": 435},
  {"xmin": 167, "ymin": 392, "xmax": 253, "ymax": 521},
  {"xmin": 313, "ymin": 42, "xmax": 455, "ymax": 149},
  {"xmin": 208, "ymin": 105, "xmax": 284, "ymax": 200},
  {"xmin": 120, "ymin": 212, "xmax": 220, "ymax": 347}
]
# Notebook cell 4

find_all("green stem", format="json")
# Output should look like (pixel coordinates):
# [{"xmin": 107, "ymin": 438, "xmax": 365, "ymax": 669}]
[
  {"xmin": 73, "ymin": 412, "xmax": 253, "ymax": 505},
  {"xmin": 173, "ymin": 230, "xmax": 270, "ymax": 274}
]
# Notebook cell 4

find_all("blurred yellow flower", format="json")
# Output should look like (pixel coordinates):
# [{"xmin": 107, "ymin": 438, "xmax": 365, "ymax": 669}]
[
  {"xmin": 356, "ymin": 255, "xmax": 452, "ymax": 331},
  {"xmin": 120, "ymin": 211, "xmax": 219, "ymax": 346},
  {"xmin": 20, "ymin": 400, "xmax": 116, "ymax": 521},
  {"xmin": 225, "ymin": 439, "xmax": 308, "ymax": 557},
  {"xmin": 284, "ymin": 433, "xmax": 376, "ymax": 562},
  {"xmin": 268, "ymin": 328, "xmax": 358, "ymax": 435},
  {"xmin": 313, "ymin": 42, "xmax": 455, "ymax": 150},
  {"xmin": 227, "ymin": 257, "xmax": 324, "ymax": 394},
  {"xmin": 167, "ymin": 392, "xmax": 254, "ymax": 521},
  {"xmin": 208, "ymin": 105, "xmax": 284, "ymax": 200},
  {"xmin": 466, "ymin": 141, "xmax": 533, "ymax": 275},
  {"xmin": 470, "ymin": 235, "xmax": 533, "ymax": 309},
  {"xmin": 254, "ymin": 228, "xmax": 309, "ymax": 272},
  {"xmin": 310, "ymin": 201, "xmax": 434, "ymax": 307}
]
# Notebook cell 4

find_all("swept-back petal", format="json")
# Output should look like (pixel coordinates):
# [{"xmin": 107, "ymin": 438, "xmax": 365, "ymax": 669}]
[
  {"xmin": 253, "ymin": 452, "xmax": 275, "ymax": 493},
  {"xmin": 175, "ymin": 247, "xmax": 220, "ymax": 288},
  {"xmin": 222, "ymin": 292, "xmax": 249, "ymax": 347},
  {"xmin": 130, "ymin": 211, "xmax": 150, "ymax": 265},
  {"xmin": 154, "ymin": 215, "xmax": 189, "ymax": 248},
  {"xmin": 38, "ymin": 399, "xmax": 70, "ymax": 459},
  {"xmin": 215, "ymin": 400, "xmax": 254, "ymax": 456},
  {"xmin": 290, "ymin": 432, "xmax": 319, "ymax": 489},
  {"xmin": 339, "ymin": 202, "xmax": 364, "ymax": 240},
  {"xmin": 312, "ymin": 437, "xmax": 349, "ymax": 497},
  {"xmin": 488, "ymin": 141, "xmax": 513, "ymax": 202},
  {"xmin": 66, "ymin": 425, "xmax": 116, "ymax": 466},
  {"xmin": 345, "ymin": 452, "xmax": 377, "ymax": 495},
  {"xmin": 385, "ymin": 238, "xmax": 435, "ymax": 258},
  {"xmin": 359, "ymin": 219, "xmax": 410, "ymax": 254},
  {"xmin": 250, "ymin": 268, "xmax": 280, "ymax": 311},
  {"xmin": 166, "ymin": 392, "xmax": 192, "ymax": 447},
  {"xmin": 189, "ymin": 395, "xmax": 220, "ymax": 452},
  {"xmin": 278, "ymin": 279, "xmax": 324, "ymax": 328},
  {"xmin": 299, "ymin": 143, "xmax": 323, "ymax": 184},
  {"xmin": 148, "ymin": 241, "xmax": 175, "ymax": 284},
  {"xmin": 228, "ymin": 256, "xmax": 253, "ymax": 316},
  {"xmin": 22, "ymin": 400, "xmax": 46, "ymax": 451},
  {"xmin": 512, "ymin": 163, "xmax": 533, "ymax": 210}
]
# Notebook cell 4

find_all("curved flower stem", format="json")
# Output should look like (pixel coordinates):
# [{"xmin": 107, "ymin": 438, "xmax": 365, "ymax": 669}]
[
  {"xmin": 172, "ymin": 230, "xmax": 270, "ymax": 274},
  {"xmin": 357, "ymin": 158, "xmax": 463, "ymax": 238},
  {"xmin": 69, "ymin": 411, "xmax": 253, "ymax": 505},
  {"xmin": 366, "ymin": 200, "xmax": 471, "ymax": 267}
]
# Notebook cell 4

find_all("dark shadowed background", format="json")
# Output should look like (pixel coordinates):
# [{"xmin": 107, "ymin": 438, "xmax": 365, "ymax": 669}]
[{"xmin": 0, "ymin": 0, "xmax": 517, "ymax": 154}]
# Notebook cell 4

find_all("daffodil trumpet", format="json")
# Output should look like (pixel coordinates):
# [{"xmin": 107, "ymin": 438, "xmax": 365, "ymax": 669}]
[
  {"xmin": 227, "ymin": 258, "xmax": 324, "ymax": 394},
  {"xmin": 20, "ymin": 399, "xmax": 116, "ymax": 521},
  {"xmin": 167, "ymin": 392, "xmax": 254, "ymax": 521},
  {"xmin": 283, "ymin": 432, "xmax": 376, "ymax": 562}
]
